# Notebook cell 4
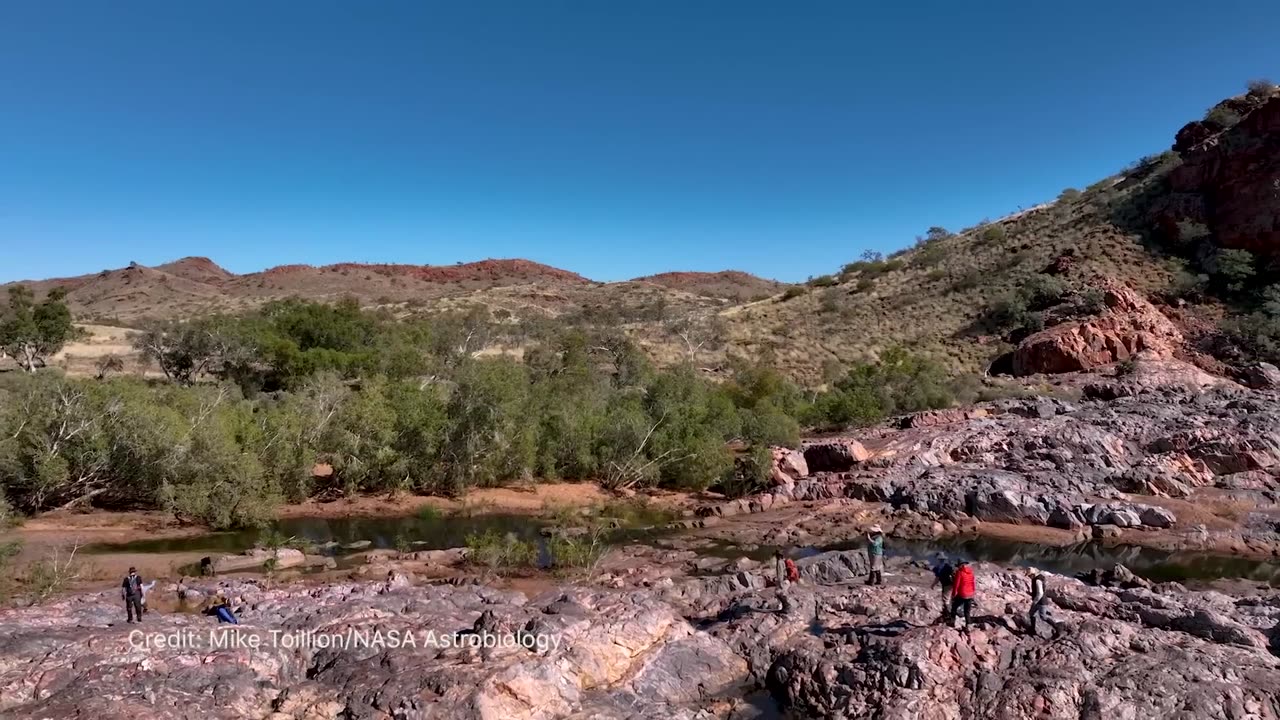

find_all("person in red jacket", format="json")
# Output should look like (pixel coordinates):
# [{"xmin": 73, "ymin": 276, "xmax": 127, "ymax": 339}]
[{"xmin": 950, "ymin": 559, "xmax": 976, "ymax": 630}]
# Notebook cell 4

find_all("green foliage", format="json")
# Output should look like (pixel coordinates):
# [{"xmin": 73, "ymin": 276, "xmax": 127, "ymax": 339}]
[
  {"xmin": 1221, "ymin": 313, "xmax": 1280, "ymax": 365},
  {"xmin": 1208, "ymin": 248, "xmax": 1256, "ymax": 293},
  {"xmin": 1204, "ymin": 105, "xmax": 1241, "ymax": 128},
  {"xmin": 987, "ymin": 275, "xmax": 1069, "ymax": 332},
  {"xmin": 720, "ymin": 444, "xmax": 773, "ymax": 499},
  {"xmin": 1058, "ymin": 188, "xmax": 1082, "ymax": 203},
  {"xmin": 464, "ymin": 529, "xmax": 537, "ymax": 571},
  {"xmin": 0, "ymin": 286, "xmax": 76, "ymax": 372},
  {"xmin": 808, "ymin": 274, "xmax": 838, "ymax": 288},
  {"xmin": 780, "ymin": 287, "xmax": 808, "ymax": 301},
  {"xmin": 980, "ymin": 225, "xmax": 1006, "ymax": 245},
  {"xmin": 808, "ymin": 347, "xmax": 954, "ymax": 429},
  {"xmin": 1075, "ymin": 288, "xmax": 1107, "ymax": 316},
  {"xmin": 440, "ymin": 359, "xmax": 536, "ymax": 494},
  {"xmin": 545, "ymin": 530, "xmax": 609, "ymax": 575}
]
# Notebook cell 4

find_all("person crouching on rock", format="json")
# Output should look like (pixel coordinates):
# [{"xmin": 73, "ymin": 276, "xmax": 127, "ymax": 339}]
[
  {"xmin": 931, "ymin": 554, "xmax": 956, "ymax": 623},
  {"xmin": 865, "ymin": 526, "xmax": 885, "ymax": 586},
  {"xmin": 950, "ymin": 559, "xmax": 976, "ymax": 631},
  {"xmin": 202, "ymin": 592, "xmax": 240, "ymax": 624},
  {"xmin": 121, "ymin": 567, "xmax": 144, "ymax": 624}
]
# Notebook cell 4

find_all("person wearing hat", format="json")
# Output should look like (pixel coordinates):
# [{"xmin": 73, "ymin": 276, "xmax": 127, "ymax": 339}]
[
  {"xmin": 1028, "ymin": 568, "xmax": 1055, "ymax": 637},
  {"xmin": 950, "ymin": 559, "xmax": 976, "ymax": 630},
  {"xmin": 120, "ymin": 567, "xmax": 144, "ymax": 623},
  {"xmin": 865, "ymin": 526, "xmax": 885, "ymax": 586}
]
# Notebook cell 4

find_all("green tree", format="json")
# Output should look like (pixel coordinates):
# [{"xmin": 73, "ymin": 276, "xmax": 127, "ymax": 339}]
[
  {"xmin": 439, "ymin": 359, "xmax": 537, "ymax": 494},
  {"xmin": 1211, "ymin": 249, "xmax": 1256, "ymax": 292},
  {"xmin": 0, "ymin": 286, "xmax": 76, "ymax": 372}
]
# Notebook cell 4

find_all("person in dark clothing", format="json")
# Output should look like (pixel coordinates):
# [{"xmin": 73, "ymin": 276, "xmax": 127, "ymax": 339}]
[
  {"xmin": 931, "ymin": 555, "xmax": 956, "ymax": 622},
  {"xmin": 121, "ymin": 567, "xmax": 144, "ymax": 623},
  {"xmin": 950, "ymin": 559, "xmax": 976, "ymax": 630}
]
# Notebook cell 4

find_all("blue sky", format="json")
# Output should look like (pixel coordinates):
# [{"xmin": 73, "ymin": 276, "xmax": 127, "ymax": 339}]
[{"xmin": 1, "ymin": 1, "xmax": 1277, "ymax": 283}]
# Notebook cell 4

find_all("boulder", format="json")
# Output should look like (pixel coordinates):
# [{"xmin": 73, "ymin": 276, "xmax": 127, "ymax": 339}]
[
  {"xmin": 1241, "ymin": 362, "xmax": 1280, "ymax": 391},
  {"xmin": 769, "ymin": 447, "xmax": 808, "ymax": 485},
  {"xmin": 802, "ymin": 439, "xmax": 871, "ymax": 472}
]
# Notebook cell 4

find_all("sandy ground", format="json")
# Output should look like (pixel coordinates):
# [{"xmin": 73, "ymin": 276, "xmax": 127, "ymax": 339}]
[{"xmin": 274, "ymin": 483, "xmax": 694, "ymax": 519}]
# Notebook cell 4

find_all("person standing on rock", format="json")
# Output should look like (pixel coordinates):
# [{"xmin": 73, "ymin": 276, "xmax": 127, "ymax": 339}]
[
  {"xmin": 866, "ymin": 526, "xmax": 885, "ymax": 586},
  {"xmin": 1028, "ymin": 570, "xmax": 1055, "ymax": 637},
  {"xmin": 931, "ymin": 555, "xmax": 956, "ymax": 622},
  {"xmin": 121, "ymin": 567, "xmax": 145, "ymax": 624},
  {"xmin": 950, "ymin": 559, "xmax": 975, "ymax": 630}
]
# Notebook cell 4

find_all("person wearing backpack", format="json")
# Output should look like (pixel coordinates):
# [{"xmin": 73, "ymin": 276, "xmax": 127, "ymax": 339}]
[
  {"xmin": 931, "ymin": 555, "xmax": 956, "ymax": 622},
  {"xmin": 121, "ymin": 567, "xmax": 144, "ymax": 624},
  {"xmin": 773, "ymin": 550, "xmax": 801, "ymax": 589}
]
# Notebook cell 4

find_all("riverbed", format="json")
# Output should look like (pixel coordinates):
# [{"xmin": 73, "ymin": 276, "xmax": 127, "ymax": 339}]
[{"xmin": 78, "ymin": 510, "xmax": 1280, "ymax": 588}]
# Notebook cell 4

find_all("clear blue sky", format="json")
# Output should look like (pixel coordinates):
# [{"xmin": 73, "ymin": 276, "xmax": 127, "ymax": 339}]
[{"xmin": 1, "ymin": 1, "xmax": 1277, "ymax": 283}]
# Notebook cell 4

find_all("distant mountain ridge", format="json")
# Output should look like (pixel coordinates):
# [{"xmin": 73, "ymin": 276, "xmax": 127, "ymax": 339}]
[{"xmin": 1, "ymin": 256, "xmax": 789, "ymax": 324}]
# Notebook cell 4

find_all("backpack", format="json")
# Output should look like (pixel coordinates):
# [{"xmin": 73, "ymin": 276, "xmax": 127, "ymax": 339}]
[
  {"xmin": 935, "ymin": 563, "xmax": 955, "ymax": 585},
  {"xmin": 784, "ymin": 558, "xmax": 800, "ymax": 583}
]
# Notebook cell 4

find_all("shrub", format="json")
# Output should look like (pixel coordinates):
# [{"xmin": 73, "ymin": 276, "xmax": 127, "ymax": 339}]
[
  {"xmin": 464, "ymin": 529, "xmax": 537, "ymax": 570},
  {"xmin": 720, "ymin": 444, "xmax": 773, "ymax": 499},
  {"xmin": 1173, "ymin": 220, "xmax": 1211, "ymax": 249},
  {"xmin": 854, "ymin": 278, "xmax": 875, "ymax": 293},
  {"xmin": 1209, "ymin": 248, "xmax": 1256, "ymax": 292},
  {"xmin": 1204, "ymin": 105, "xmax": 1242, "ymax": 128},
  {"xmin": 1058, "ymin": 188, "xmax": 1082, "ymax": 203},
  {"xmin": 1075, "ymin": 288, "xmax": 1107, "ymax": 315},
  {"xmin": 808, "ymin": 275, "xmax": 838, "ymax": 288},
  {"xmin": 1247, "ymin": 79, "xmax": 1275, "ymax": 97},
  {"xmin": 545, "ymin": 530, "xmax": 609, "ymax": 575},
  {"xmin": 23, "ymin": 542, "xmax": 88, "ymax": 602},
  {"xmin": 926, "ymin": 269, "xmax": 947, "ymax": 282},
  {"xmin": 980, "ymin": 225, "xmax": 1006, "ymax": 244},
  {"xmin": 809, "ymin": 347, "xmax": 954, "ymax": 429},
  {"xmin": 950, "ymin": 269, "xmax": 983, "ymax": 293},
  {"xmin": 780, "ymin": 286, "xmax": 808, "ymax": 301}
]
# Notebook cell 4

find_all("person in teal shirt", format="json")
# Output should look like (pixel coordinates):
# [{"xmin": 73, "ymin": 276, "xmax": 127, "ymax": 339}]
[{"xmin": 866, "ymin": 525, "xmax": 885, "ymax": 585}]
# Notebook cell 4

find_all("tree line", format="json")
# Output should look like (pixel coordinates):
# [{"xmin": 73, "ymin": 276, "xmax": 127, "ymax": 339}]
[{"xmin": 0, "ymin": 291, "xmax": 961, "ymax": 528}]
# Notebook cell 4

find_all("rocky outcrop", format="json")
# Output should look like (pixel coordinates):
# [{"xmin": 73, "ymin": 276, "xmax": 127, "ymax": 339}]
[
  {"xmin": 0, "ymin": 579, "xmax": 752, "ymax": 719},
  {"xmin": 1012, "ymin": 285, "xmax": 1183, "ymax": 376},
  {"xmin": 802, "ymin": 439, "xmax": 870, "ymax": 472},
  {"xmin": 896, "ymin": 407, "xmax": 988, "ymax": 429},
  {"xmin": 211, "ymin": 546, "xmax": 306, "ymax": 573},
  {"xmin": 1167, "ymin": 93, "xmax": 1280, "ymax": 256},
  {"xmin": 762, "ymin": 561, "xmax": 1280, "ymax": 719},
  {"xmin": 4, "ymin": 554, "xmax": 1280, "ymax": 719},
  {"xmin": 769, "ymin": 447, "xmax": 808, "ymax": 486}
]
